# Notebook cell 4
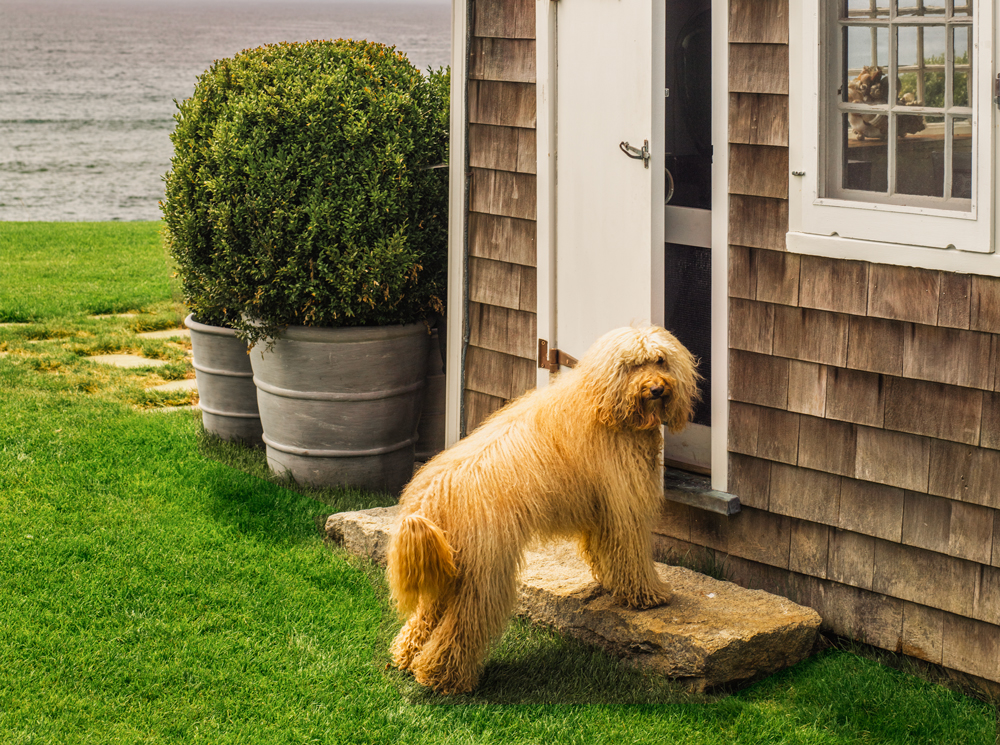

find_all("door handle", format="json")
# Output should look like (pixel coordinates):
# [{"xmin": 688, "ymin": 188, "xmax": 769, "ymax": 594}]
[{"xmin": 619, "ymin": 140, "xmax": 650, "ymax": 169}]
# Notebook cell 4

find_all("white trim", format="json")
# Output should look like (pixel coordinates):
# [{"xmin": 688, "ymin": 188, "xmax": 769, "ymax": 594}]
[
  {"xmin": 535, "ymin": 0, "xmax": 557, "ymax": 391},
  {"xmin": 710, "ymin": 0, "xmax": 729, "ymax": 492},
  {"xmin": 650, "ymin": 0, "xmax": 667, "ymax": 331},
  {"xmin": 664, "ymin": 205, "xmax": 713, "ymax": 248},
  {"xmin": 444, "ymin": 0, "xmax": 469, "ymax": 448},
  {"xmin": 788, "ymin": 231, "xmax": 1000, "ymax": 276}
]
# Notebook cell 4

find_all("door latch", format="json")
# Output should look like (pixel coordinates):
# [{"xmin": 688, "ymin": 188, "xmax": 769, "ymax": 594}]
[
  {"xmin": 619, "ymin": 140, "xmax": 650, "ymax": 169},
  {"xmin": 538, "ymin": 339, "xmax": 578, "ymax": 373}
]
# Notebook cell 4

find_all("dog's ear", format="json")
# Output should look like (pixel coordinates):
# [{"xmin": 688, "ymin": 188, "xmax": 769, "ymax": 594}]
[
  {"xmin": 664, "ymin": 379, "xmax": 696, "ymax": 433},
  {"xmin": 662, "ymin": 349, "xmax": 701, "ymax": 434}
]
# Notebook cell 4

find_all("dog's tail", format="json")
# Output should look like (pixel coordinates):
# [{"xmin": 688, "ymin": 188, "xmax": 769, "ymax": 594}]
[{"xmin": 387, "ymin": 513, "xmax": 458, "ymax": 617}]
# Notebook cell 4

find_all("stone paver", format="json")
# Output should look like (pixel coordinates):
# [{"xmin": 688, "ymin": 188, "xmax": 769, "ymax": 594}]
[
  {"xmin": 87, "ymin": 354, "xmax": 170, "ymax": 368},
  {"xmin": 138, "ymin": 328, "xmax": 191, "ymax": 340},
  {"xmin": 148, "ymin": 378, "xmax": 197, "ymax": 392},
  {"xmin": 147, "ymin": 404, "xmax": 201, "ymax": 413},
  {"xmin": 325, "ymin": 507, "xmax": 821, "ymax": 691}
]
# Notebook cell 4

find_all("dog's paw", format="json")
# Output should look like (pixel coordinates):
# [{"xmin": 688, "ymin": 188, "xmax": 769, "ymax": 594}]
[
  {"xmin": 618, "ymin": 585, "xmax": 672, "ymax": 610},
  {"xmin": 391, "ymin": 641, "xmax": 419, "ymax": 671}
]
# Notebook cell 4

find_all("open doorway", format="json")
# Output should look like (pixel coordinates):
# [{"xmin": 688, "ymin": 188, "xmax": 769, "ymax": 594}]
[{"xmin": 662, "ymin": 0, "xmax": 712, "ymax": 475}]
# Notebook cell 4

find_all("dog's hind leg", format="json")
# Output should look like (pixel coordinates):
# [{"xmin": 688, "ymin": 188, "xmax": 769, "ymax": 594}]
[
  {"xmin": 410, "ymin": 555, "xmax": 519, "ymax": 694},
  {"xmin": 391, "ymin": 595, "xmax": 445, "ymax": 672}
]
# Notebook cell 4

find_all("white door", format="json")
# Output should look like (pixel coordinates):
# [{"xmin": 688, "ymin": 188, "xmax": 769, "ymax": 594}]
[
  {"xmin": 547, "ymin": 0, "xmax": 666, "ymax": 361},
  {"xmin": 538, "ymin": 0, "xmax": 713, "ymax": 474}
]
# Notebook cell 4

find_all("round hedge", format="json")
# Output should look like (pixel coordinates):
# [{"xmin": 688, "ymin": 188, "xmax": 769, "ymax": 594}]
[{"xmin": 162, "ymin": 39, "xmax": 449, "ymax": 345}]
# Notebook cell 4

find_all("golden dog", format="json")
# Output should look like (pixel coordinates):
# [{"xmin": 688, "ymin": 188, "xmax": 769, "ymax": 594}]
[{"xmin": 386, "ymin": 325, "xmax": 699, "ymax": 694}]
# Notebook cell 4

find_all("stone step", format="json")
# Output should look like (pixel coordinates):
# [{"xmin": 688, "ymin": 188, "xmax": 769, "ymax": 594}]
[{"xmin": 325, "ymin": 506, "xmax": 821, "ymax": 691}]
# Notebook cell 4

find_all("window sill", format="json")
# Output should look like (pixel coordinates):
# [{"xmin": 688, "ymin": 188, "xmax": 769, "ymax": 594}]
[
  {"xmin": 664, "ymin": 467, "xmax": 741, "ymax": 516},
  {"xmin": 786, "ymin": 231, "xmax": 1000, "ymax": 276}
]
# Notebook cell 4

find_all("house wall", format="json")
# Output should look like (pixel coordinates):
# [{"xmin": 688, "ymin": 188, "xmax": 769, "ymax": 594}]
[
  {"xmin": 653, "ymin": 0, "xmax": 1000, "ymax": 686},
  {"xmin": 459, "ymin": 0, "xmax": 1000, "ymax": 685},
  {"xmin": 462, "ymin": 0, "xmax": 539, "ymax": 433}
]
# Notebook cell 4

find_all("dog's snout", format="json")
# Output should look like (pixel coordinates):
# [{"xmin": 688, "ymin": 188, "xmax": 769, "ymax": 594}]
[{"xmin": 650, "ymin": 385, "xmax": 665, "ymax": 399}]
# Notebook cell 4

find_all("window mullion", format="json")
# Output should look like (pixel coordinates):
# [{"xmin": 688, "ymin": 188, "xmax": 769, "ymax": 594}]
[
  {"xmin": 888, "ymin": 7, "xmax": 898, "ymax": 197},
  {"xmin": 944, "ymin": 17, "xmax": 954, "ymax": 200}
]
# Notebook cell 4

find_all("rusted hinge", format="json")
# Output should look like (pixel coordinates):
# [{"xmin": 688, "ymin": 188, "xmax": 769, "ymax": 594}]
[{"xmin": 537, "ymin": 339, "xmax": 578, "ymax": 373}]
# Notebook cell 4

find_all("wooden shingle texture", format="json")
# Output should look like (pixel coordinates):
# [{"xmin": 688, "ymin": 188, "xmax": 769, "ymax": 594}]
[
  {"xmin": 463, "ymin": 0, "xmax": 538, "ymax": 434},
  {"xmin": 679, "ymin": 0, "xmax": 1000, "ymax": 685}
]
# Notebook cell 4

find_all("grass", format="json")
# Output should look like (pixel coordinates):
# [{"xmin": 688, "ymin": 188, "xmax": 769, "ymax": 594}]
[
  {"xmin": 0, "ymin": 222, "xmax": 175, "ymax": 321},
  {"xmin": 1, "ymin": 221, "xmax": 997, "ymax": 743}
]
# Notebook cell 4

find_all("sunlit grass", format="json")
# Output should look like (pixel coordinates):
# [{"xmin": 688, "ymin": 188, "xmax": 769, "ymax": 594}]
[{"xmin": 0, "ymin": 221, "xmax": 175, "ymax": 321}]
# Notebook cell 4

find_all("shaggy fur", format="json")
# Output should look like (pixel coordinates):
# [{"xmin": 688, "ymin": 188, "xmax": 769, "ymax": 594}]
[{"xmin": 386, "ymin": 325, "xmax": 700, "ymax": 694}]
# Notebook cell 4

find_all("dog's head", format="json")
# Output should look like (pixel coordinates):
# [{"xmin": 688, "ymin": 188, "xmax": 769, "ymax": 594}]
[{"xmin": 575, "ymin": 326, "xmax": 700, "ymax": 433}]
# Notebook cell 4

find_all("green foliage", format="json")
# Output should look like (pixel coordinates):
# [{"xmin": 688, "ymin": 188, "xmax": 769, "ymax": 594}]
[
  {"xmin": 898, "ymin": 52, "xmax": 969, "ymax": 109},
  {"xmin": 162, "ymin": 40, "xmax": 449, "ymax": 344}
]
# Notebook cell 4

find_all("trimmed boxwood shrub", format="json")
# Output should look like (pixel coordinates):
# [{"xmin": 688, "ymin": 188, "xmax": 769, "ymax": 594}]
[{"xmin": 162, "ymin": 39, "xmax": 449, "ymax": 346}]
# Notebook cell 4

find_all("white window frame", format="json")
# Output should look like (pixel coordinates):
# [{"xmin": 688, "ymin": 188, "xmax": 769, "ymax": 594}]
[{"xmin": 789, "ymin": 0, "xmax": 999, "ymax": 273}]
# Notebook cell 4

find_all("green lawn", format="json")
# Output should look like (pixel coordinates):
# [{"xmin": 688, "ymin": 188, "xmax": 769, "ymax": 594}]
[
  {"xmin": 0, "ymin": 221, "xmax": 175, "ymax": 321},
  {"xmin": 0, "ymin": 222, "xmax": 996, "ymax": 744}
]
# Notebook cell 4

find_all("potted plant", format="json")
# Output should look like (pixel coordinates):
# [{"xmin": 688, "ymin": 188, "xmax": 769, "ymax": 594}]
[
  {"xmin": 162, "ymin": 88, "xmax": 264, "ymax": 447},
  {"xmin": 164, "ymin": 39, "xmax": 449, "ymax": 493}
]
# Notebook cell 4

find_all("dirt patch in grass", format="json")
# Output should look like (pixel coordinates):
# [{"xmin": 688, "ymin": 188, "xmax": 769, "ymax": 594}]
[{"xmin": 0, "ymin": 301, "xmax": 198, "ymax": 410}]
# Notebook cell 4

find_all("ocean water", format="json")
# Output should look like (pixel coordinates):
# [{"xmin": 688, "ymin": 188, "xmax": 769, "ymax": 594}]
[{"xmin": 0, "ymin": 0, "xmax": 451, "ymax": 222}]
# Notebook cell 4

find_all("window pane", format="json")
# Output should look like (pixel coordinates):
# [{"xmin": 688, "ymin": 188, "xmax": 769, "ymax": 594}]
[
  {"xmin": 845, "ymin": 26, "xmax": 889, "ymax": 103},
  {"xmin": 954, "ymin": 1, "xmax": 973, "ymax": 18},
  {"xmin": 896, "ymin": 114, "xmax": 944, "ymax": 197},
  {"xmin": 896, "ymin": 0, "xmax": 945, "ymax": 15},
  {"xmin": 953, "ymin": 117, "xmax": 972, "ymax": 199},
  {"xmin": 846, "ymin": 0, "xmax": 889, "ymax": 18},
  {"xmin": 953, "ymin": 26, "xmax": 972, "ymax": 107},
  {"xmin": 844, "ymin": 113, "xmax": 888, "ymax": 192},
  {"xmin": 898, "ymin": 26, "xmax": 946, "ymax": 108},
  {"xmin": 845, "ymin": 25, "xmax": 888, "ymax": 71}
]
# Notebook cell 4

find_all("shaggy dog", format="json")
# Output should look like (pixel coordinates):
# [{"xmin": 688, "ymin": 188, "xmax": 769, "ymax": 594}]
[{"xmin": 386, "ymin": 325, "xmax": 699, "ymax": 694}]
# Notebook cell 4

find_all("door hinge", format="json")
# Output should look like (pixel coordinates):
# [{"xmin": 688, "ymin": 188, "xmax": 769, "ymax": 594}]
[{"xmin": 538, "ymin": 339, "xmax": 578, "ymax": 373}]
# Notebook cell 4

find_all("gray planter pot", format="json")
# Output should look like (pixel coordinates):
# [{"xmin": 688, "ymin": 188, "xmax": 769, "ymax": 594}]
[
  {"xmin": 415, "ymin": 326, "xmax": 445, "ymax": 462},
  {"xmin": 185, "ymin": 314, "xmax": 263, "ymax": 446},
  {"xmin": 250, "ymin": 323, "xmax": 430, "ymax": 494}
]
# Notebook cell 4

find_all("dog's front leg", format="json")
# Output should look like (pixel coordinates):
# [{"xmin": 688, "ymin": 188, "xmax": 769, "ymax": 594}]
[{"xmin": 581, "ymin": 527, "xmax": 671, "ymax": 609}]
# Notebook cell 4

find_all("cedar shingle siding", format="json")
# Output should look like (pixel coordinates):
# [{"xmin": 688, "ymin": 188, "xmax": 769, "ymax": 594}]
[
  {"xmin": 655, "ymin": 0, "xmax": 1000, "ymax": 686},
  {"xmin": 463, "ymin": 0, "xmax": 538, "ymax": 434},
  {"xmin": 459, "ymin": 0, "xmax": 1000, "ymax": 685}
]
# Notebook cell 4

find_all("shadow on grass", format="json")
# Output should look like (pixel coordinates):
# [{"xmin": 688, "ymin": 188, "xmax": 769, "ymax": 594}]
[
  {"xmin": 380, "ymin": 617, "xmax": 717, "ymax": 707},
  {"xmin": 194, "ymin": 425, "xmax": 397, "ymax": 546},
  {"xmin": 339, "ymin": 546, "xmax": 717, "ymax": 708}
]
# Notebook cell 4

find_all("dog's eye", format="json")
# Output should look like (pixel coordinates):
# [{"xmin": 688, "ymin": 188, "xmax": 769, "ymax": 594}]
[{"xmin": 656, "ymin": 357, "xmax": 664, "ymax": 365}]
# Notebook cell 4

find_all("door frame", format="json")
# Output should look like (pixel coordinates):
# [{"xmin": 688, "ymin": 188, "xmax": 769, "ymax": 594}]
[
  {"xmin": 444, "ymin": 0, "xmax": 470, "ymax": 449},
  {"xmin": 535, "ymin": 0, "xmax": 731, "ymax": 492}
]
